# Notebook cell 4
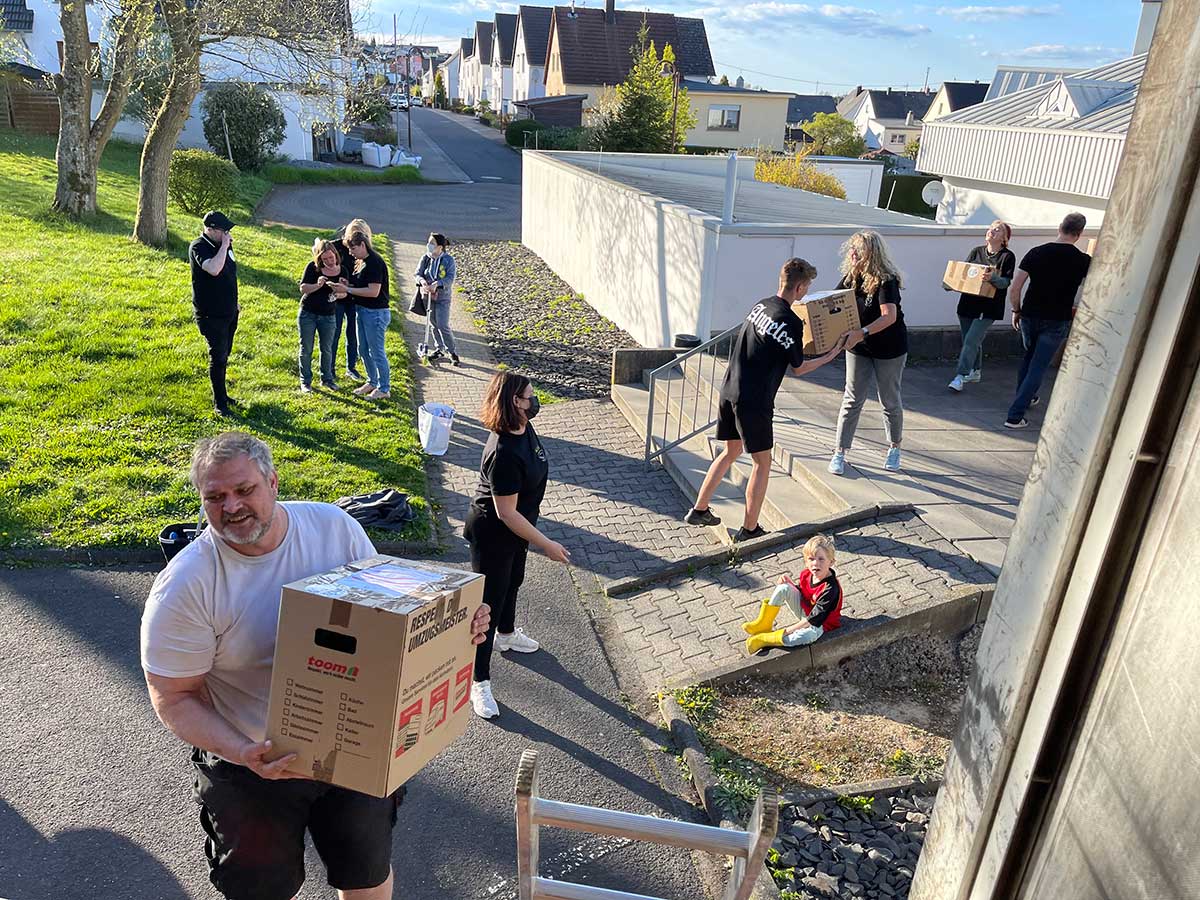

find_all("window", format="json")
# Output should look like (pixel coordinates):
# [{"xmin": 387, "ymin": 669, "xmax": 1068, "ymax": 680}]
[
  {"xmin": 890, "ymin": 133, "xmax": 907, "ymax": 144},
  {"xmin": 707, "ymin": 104, "xmax": 741, "ymax": 131}
]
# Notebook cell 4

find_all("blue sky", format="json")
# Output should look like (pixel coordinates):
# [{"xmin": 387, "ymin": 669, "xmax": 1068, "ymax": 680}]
[{"xmin": 361, "ymin": 0, "xmax": 1145, "ymax": 94}]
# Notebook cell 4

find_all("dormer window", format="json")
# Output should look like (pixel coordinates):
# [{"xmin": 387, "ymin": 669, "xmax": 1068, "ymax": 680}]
[{"xmin": 1034, "ymin": 77, "xmax": 1136, "ymax": 121}]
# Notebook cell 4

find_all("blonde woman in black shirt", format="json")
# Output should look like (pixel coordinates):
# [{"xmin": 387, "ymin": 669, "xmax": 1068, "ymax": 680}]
[
  {"xmin": 947, "ymin": 220, "xmax": 1016, "ymax": 393},
  {"xmin": 830, "ymin": 230, "xmax": 908, "ymax": 476}
]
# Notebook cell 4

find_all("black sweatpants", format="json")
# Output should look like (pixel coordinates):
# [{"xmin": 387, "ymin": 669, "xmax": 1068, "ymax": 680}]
[
  {"xmin": 196, "ymin": 312, "xmax": 238, "ymax": 409},
  {"xmin": 468, "ymin": 538, "xmax": 527, "ymax": 682}
]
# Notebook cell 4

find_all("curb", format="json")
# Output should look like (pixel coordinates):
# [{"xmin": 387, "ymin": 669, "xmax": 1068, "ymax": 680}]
[
  {"xmin": 604, "ymin": 503, "xmax": 915, "ymax": 597},
  {"xmin": 668, "ymin": 582, "xmax": 995, "ymax": 691},
  {"xmin": 782, "ymin": 774, "xmax": 942, "ymax": 809}
]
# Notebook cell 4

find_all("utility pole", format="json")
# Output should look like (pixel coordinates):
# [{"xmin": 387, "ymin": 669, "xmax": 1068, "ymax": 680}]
[{"xmin": 406, "ymin": 45, "xmax": 414, "ymax": 150}]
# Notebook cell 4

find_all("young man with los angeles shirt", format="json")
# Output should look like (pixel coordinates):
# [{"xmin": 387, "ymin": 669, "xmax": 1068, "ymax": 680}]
[{"xmin": 684, "ymin": 258, "xmax": 849, "ymax": 542}]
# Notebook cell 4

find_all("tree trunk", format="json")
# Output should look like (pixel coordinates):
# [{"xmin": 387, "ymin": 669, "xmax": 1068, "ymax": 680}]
[
  {"xmin": 52, "ymin": 0, "xmax": 96, "ymax": 217},
  {"xmin": 133, "ymin": 0, "xmax": 200, "ymax": 247},
  {"xmin": 91, "ymin": 3, "xmax": 151, "ymax": 161}
]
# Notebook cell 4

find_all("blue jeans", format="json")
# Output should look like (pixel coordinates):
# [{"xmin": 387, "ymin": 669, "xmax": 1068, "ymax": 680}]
[
  {"xmin": 298, "ymin": 310, "xmax": 336, "ymax": 386},
  {"xmin": 333, "ymin": 301, "xmax": 358, "ymax": 372},
  {"xmin": 1007, "ymin": 316, "xmax": 1071, "ymax": 422},
  {"xmin": 957, "ymin": 315, "xmax": 995, "ymax": 377},
  {"xmin": 421, "ymin": 299, "xmax": 458, "ymax": 356},
  {"xmin": 356, "ymin": 306, "xmax": 391, "ymax": 393}
]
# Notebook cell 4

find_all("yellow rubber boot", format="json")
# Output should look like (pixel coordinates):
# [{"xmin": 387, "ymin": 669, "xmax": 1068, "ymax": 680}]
[
  {"xmin": 741, "ymin": 600, "xmax": 780, "ymax": 636},
  {"xmin": 746, "ymin": 628, "xmax": 788, "ymax": 655}
]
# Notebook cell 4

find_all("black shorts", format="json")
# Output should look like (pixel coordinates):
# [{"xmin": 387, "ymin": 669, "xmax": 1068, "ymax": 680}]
[
  {"xmin": 191, "ymin": 748, "xmax": 404, "ymax": 900},
  {"xmin": 716, "ymin": 399, "xmax": 774, "ymax": 453}
]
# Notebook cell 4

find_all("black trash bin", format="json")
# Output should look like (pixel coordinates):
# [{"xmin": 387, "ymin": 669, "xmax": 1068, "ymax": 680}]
[
  {"xmin": 674, "ymin": 333, "xmax": 702, "ymax": 349},
  {"xmin": 159, "ymin": 523, "xmax": 200, "ymax": 563}
]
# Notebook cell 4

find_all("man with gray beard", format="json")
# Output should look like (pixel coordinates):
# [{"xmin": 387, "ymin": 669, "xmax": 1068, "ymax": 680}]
[{"xmin": 140, "ymin": 432, "xmax": 490, "ymax": 900}]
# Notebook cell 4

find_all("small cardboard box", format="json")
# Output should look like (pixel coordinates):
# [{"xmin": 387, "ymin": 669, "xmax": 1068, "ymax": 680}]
[
  {"xmin": 944, "ymin": 260, "xmax": 996, "ymax": 298},
  {"xmin": 1085, "ymin": 238, "xmax": 1097, "ymax": 256},
  {"xmin": 793, "ymin": 288, "xmax": 861, "ymax": 355},
  {"xmin": 264, "ymin": 556, "xmax": 481, "ymax": 797}
]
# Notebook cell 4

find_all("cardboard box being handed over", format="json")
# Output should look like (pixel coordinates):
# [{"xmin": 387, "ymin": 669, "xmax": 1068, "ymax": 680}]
[
  {"xmin": 943, "ymin": 260, "xmax": 996, "ymax": 298},
  {"xmin": 792, "ymin": 288, "xmax": 861, "ymax": 355},
  {"xmin": 265, "ymin": 556, "xmax": 482, "ymax": 797}
]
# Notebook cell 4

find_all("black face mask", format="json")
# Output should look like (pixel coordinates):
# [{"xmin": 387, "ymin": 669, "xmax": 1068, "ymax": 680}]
[{"xmin": 524, "ymin": 395, "xmax": 540, "ymax": 420}]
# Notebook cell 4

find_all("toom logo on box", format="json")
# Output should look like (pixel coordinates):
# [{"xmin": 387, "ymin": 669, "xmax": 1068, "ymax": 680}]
[{"xmin": 307, "ymin": 656, "xmax": 360, "ymax": 680}]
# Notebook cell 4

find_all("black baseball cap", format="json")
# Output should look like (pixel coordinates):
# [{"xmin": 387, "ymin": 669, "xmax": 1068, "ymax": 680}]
[{"xmin": 203, "ymin": 210, "xmax": 236, "ymax": 230}]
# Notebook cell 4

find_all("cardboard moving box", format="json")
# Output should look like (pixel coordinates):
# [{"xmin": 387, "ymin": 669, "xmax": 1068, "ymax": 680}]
[
  {"xmin": 793, "ymin": 288, "xmax": 861, "ymax": 355},
  {"xmin": 265, "ymin": 556, "xmax": 482, "ymax": 797},
  {"xmin": 943, "ymin": 260, "xmax": 996, "ymax": 298}
]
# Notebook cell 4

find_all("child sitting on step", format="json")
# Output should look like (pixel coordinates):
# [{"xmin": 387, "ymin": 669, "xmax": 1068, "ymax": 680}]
[{"xmin": 742, "ymin": 534, "xmax": 843, "ymax": 653}]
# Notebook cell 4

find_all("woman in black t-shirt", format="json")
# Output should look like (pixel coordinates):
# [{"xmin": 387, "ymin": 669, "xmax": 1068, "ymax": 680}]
[
  {"xmin": 337, "ymin": 228, "xmax": 392, "ymax": 400},
  {"xmin": 946, "ymin": 220, "xmax": 1016, "ymax": 393},
  {"xmin": 297, "ymin": 238, "xmax": 347, "ymax": 391},
  {"xmin": 831, "ymin": 230, "xmax": 909, "ymax": 476},
  {"xmin": 463, "ymin": 371, "xmax": 570, "ymax": 719}
]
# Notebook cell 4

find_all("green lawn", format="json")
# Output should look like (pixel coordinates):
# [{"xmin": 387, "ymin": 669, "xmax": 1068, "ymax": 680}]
[
  {"xmin": 261, "ymin": 163, "xmax": 423, "ymax": 185},
  {"xmin": 0, "ymin": 130, "xmax": 428, "ymax": 551}
]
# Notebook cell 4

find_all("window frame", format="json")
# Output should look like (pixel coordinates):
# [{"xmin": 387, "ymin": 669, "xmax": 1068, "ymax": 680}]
[{"xmin": 707, "ymin": 103, "xmax": 741, "ymax": 131}]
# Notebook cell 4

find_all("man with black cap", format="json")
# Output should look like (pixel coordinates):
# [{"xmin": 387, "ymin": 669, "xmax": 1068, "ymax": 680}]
[{"xmin": 191, "ymin": 211, "xmax": 239, "ymax": 416}]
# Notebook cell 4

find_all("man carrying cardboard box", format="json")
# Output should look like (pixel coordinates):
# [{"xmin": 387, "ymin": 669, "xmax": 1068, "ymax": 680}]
[
  {"xmin": 683, "ymin": 258, "xmax": 848, "ymax": 542},
  {"xmin": 140, "ymin": 432, "xmax": 491, "ymax": 900}
]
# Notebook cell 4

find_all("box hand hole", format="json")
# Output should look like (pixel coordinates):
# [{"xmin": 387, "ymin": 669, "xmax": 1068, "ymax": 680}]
[{"xmin": 314, "ymin": 628, "xmax": 358, "ymax": 655}]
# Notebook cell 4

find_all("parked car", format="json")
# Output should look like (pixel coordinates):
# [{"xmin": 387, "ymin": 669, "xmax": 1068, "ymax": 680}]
[
  {"xmin": 390, "ymin": 94, "xmax": 409, "ymax": 110},
  {"xmin": 411, "ymin": 96, "xmax": 423, "ymax": 107}
]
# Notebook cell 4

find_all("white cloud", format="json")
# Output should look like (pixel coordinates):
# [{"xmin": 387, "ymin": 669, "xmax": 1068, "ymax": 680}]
[
  {"xmin": 984, "ymin": 42, "xmax": 1126, "ymax": 62},
  {"xmin": 687, "ymin": 3, "xmax": 930, "ymax": 38},
  {"xmin": 934, "ymin": 4, "xmax": 1059, "ymax": 21}
]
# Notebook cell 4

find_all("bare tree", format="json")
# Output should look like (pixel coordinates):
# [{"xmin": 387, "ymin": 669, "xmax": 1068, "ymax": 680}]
[
  {"xmin": 52, "ymin": 0, "xmax": 152, "ymax": 217},
  {"xmin": 132, "ymin": 0, "xmax": 356, "ymax": 245}
]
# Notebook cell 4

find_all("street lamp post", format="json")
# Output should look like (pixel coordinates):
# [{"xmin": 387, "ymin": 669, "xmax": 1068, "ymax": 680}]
[{"xmin": 660, "ymin": 60, "xmax": 680, "ymax": 153}]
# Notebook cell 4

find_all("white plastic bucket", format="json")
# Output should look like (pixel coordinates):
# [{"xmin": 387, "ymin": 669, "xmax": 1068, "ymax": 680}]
[{"xmin": 418, "ymin": 403, "xmax": 455, "ymax": 456}]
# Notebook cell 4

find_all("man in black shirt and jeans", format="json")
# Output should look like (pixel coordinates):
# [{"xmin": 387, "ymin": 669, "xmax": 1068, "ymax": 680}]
[
  {"xmin": 1004, "ymin": 212, "xmax": 1092, "ymax": 428},
  {"xmin": 190, "ymin": 211, "xmax": 239, "ymax": 416},
  {"xmin": 685, "ymin": 258, "xmax": 848, "ymax": 542}
]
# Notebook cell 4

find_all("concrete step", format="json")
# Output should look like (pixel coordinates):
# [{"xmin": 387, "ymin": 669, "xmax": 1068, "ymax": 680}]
[{"xmin": 612, "ymin": 380, "xmax": 840, "ymax": 545}]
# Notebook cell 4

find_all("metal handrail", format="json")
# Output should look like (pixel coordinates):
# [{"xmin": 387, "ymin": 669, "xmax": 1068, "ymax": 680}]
[
  {"xmin": 515, "ymin": 749, "xmax": 777, "ymax": 900},
  {"xmin": 643, "ymin": 325, "xmax": 740, "ymax": 465}
]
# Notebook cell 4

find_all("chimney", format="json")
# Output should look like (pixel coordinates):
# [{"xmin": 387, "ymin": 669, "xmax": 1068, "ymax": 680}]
[
  {"xmin": 886, "ymin": 87, "xmax": 892, "ymax": 95},
  {"xmin": 905, "ymin": 110, "xmax": 913, "ymax": 125},
  {"xmin": 1133, "ymin": 0, "xmax": 1161, "ymax": 54},
  {"xmin": 736, "ymin": 75, "xmax": 745, "ymax": 89},
  {"xmin": 605, "ymin": 0, "xmax": 615, "ymax": 25}
]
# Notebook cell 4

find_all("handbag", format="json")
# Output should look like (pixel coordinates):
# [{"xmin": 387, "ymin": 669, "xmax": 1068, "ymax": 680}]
[{"xmin": 409, "ymin": 286, "xmax": 427, "ymax": 317}]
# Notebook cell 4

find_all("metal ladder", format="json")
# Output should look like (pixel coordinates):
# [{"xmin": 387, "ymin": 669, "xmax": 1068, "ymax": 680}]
[{"xmin": 515, "ymin": 749, "xmax": 778, "ymax": 900}]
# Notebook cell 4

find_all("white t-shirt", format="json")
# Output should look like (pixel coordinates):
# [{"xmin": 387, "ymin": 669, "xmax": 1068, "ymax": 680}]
[{"xmin": 140, "ymin": 501, "xmax": 376, "ymax": 746}]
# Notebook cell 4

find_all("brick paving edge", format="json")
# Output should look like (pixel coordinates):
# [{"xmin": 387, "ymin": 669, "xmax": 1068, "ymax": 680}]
[
  {"xmin": 604, "ymin": 503, "xmax": 916, "ymax": 598},
  {"xmin": 667, "ymin": 583, "xmax": 996, "ymax": 692}
]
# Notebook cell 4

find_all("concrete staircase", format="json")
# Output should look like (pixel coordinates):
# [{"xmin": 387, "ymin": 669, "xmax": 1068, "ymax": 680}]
[{"xmin": 611, "ymin": 354, "xmax": 849, "ymax": 544}]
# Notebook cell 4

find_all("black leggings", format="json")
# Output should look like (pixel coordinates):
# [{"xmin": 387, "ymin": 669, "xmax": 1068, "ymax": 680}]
[{"xmin": 469, "ymin": 539, "xmax": 527, "ymax": 682}]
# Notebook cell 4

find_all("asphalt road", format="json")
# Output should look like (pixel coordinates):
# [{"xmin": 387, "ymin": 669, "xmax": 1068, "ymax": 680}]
[
  {"xmin": 404, "ymin": 107, "xmax": 523, "ymax": 185},
  {"xmin": 0, "ymin": 555, "xmax": 706, "ymax": 900}
]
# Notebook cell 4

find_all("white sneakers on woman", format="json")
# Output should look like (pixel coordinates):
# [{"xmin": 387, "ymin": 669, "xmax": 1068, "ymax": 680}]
[
  {"xmin": 471, "ymin": 681, "xmax": 499, "ymax": 718},
  {"xmin": 495, "ymin": 628, "xmax": 540, "ymax": 653}
]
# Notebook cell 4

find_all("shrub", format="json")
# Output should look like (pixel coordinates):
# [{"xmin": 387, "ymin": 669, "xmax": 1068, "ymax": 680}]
[
  {"xmin": 347, "ymin": 91, "xmax": 392, "ymax": 128},
  {"xmin": 167, "ymin": 149, "xmax": 239, "ymax": 215},
  {"xmin": 506, "ymin": 118, "xmax": 545, "ymax": 146},
  {"xmin": 478, "ymin": 115, "xmax": 492, "ymax": 127},
  {"xmin": 754, "ymin": 151, "xmax": 846, "ymax": 200},
  {"xmin": 200, "ymin": 83, "xmax": 287, "ymax": 172},
  {"xmin": 539, "ymin": 126, "xmax": 590, "ymax": 151},
  {"xmin": 359, "ymin": 125, "xmax": 398, "ymax": 146}
]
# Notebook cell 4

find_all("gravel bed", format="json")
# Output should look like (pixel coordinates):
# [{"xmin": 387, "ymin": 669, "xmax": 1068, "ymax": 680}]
[
  {"xmin": 451, "ymin": 241, "xmax": 638, "ymax": 399},
  {"xmin": 771, "ymin": 789, "xmax": 934, "ymax": 899}
]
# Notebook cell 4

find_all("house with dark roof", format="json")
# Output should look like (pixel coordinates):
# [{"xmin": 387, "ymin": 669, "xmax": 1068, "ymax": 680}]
[
  {"xmin": 513, "ymin": 5, "xmax": 553, "ymax": 104},
  {"xmin": 924, "ymin": 81, "xmax": 988, "ymax": 122},
  {"xmin": 837, "ymin": 85, "xmax": 933, "ymax": 151},
  {"xmin": 489, "ymin": 12, "xmax": 518, "ymax": 115},
  {"xmin": 784, "ymin": 94, "xmax": 837, "ymax": 143},
  {"xmin": 2, "ymin": 0, "xmax": 103, "ymax": 77},
  {"xmin": 544, "ymin": 0, "xmax": 714, "ymax": 108},
  {"xmin": 461, "ymin": 21, "xmax": 494, "ymax": 107}
]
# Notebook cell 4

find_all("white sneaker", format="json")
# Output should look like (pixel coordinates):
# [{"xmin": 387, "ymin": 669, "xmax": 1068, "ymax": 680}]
[
  {"xmin": 885, "ymin": 447, "xmax": 902, "ymax": 471},
  {"xmin": 948, "ymin": 375, "xmax": 964, "ymax": 392},
  {"xmin": 828, "ymin": 451, "xmax": 846, "ymax": 476},
  {"xmin": 471, "ymin": 680, "xmax": 499, "ymax": 718},
  {"xmin": 964, "ymin": 369, "xmax": 982, "ymax": 384},
  {"xmin": 367, "ymin": 388, "xmax": 391, "ymax": 400},
  {"xmin": 496, "ymin": 628, "xmax": 540, "ymax": 653},
  {"xmin": 352, "ymin": 383, "xmax": 376, "ymax": 396}
]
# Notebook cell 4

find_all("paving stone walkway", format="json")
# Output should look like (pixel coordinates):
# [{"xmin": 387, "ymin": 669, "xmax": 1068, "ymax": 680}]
[{"xmin": 397, "ymin": 239, "xmax": 996, "ymax": 696}]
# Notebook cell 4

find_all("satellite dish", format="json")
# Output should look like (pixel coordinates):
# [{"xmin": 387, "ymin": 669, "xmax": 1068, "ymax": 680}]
[{"xmin": 921, "ymin": 180, "xmax": 946, "ymax": 207}]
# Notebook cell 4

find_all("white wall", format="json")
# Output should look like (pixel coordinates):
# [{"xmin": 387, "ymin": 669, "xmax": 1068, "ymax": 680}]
[
  {"xmin": 490, "ymin": 63, "xmax": 513, "ymax": 114},
  {"xmin": 807, "ymin": 157, "xmax": 885, "ymax": 207},
  {"xmin": 14, "ymin": 0, "xmax": 104, "ymax": 74},
  {"xmin": 444, "ymin": 55, "xmax": 460, "ymax": 101},
  {"xmin": 513, "ymin": 39, "xmax": 545, "ymax": 103},
  {"xmin": 523, "ymin": 151, "xmax": 1098, "ymax": 347},
  {"xmin": 938, "ymin": 175, "xmax": 1109, "ymax": 227}
]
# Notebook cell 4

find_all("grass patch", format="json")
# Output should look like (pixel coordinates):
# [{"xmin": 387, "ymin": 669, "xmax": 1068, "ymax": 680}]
[
  {"xmin": 262, "ymin": 163, "xmax": 423, "ymax": 186},
  {"xmin": 0, "ymin": 129, "xmax": 428, "ymax": 551}
]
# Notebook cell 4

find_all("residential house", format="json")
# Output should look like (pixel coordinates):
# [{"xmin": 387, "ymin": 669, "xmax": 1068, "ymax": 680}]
[
  {"xmin": 513, "ymin": 5, "xmax": 552, "ymax": 104},
  {"xmin": 918, "ymin": 51, "xmax": 1147, "ymax": 226},
  {"xmin": 466, "ymin": 20, "xmax": 493, "ymax": 108},
  {"xmin": 784, "ymin": 93, "xmax": 837, "ymax": 144},
  {"xmin": 489, "ymin": 12, "xmax": 518, "ymax": 116},
  {"xmin": 923, "ymin": 80, "xmax": 987, "ymax": 122},
  {"xmin": 450, "ymin": 39, "xmax": 472, "ymax": 104},
  {"xmin": 837, "ymin": 86, "xmax": 932, "ymax": 151},
  {"xmin": 682, "ymin": 79, "xmax": 791, "ymax": 152},
  {"xmin": 984, "ymin": 65, "xmax": 1080, "ymax": 102},
  {"xmin": 544, "ymin": 0, "xmax": 714, "ymax": 108}
]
